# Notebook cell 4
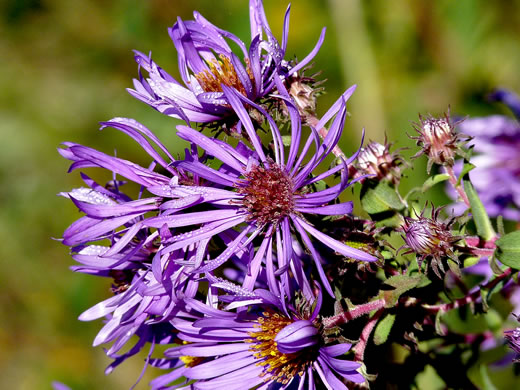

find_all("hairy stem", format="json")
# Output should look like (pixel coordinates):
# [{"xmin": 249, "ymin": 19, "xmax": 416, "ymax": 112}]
[
  {"xmin": 353, "ymin": 308, "xmax": 384, "ymax": 361},
  {"xmin": 306, "ymin": 115, "xmax": 346, "ymax": 159},
  {"xmin": 323, "ymin": 298, "xmax": 386, "ymax": 328},
  {"xmin": 423, "ymin": 268, "xmax": 513, "ymax": 313},
  {"xmin": 445, "ymin": 165, "xmax": 470, "ymax": 207}
]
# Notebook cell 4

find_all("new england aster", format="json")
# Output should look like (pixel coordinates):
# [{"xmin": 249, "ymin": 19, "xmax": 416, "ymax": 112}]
[
  {"xmin": 59, "ymin": 81, "xmax": 374, "ymax": 374},
  {"xmin": 128, "ymin": 0, "xmax": 326, "ymax": 123},
  {"xmin": 138, "ymin": 82, "xmax": 376, "ymax": 297},
  {"xmin": 150, "ymin": 292, "xmax": 364, "ymax": 390}
]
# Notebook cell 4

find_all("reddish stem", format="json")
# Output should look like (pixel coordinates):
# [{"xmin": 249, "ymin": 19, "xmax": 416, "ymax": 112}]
[
  {"xmin": 424, "ymin": 268, "xmax": 513, "ymax": 313},
  {"xmin": 322, "ymin": 299, "xmax": 386, "ymax": 328},
  {"xmin": 307, "ymin": 115, "xmax": 346, "ymax": 159},
  {"xmin": 353, "ymin": 308, "xmax": 385, "ymax": 361},
  {"xmin": 445, "ymin": 165, "xmax": 470, "ymax": 207}
]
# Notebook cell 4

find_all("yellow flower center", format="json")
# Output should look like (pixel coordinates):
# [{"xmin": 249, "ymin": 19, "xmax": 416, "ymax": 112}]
[
  {"xmin": 194, "ymin": 54, "xmax": 254, "ymax": 96},
  {"xmin": 246, "ymin": 312, "xmax": 317, "ymax": 385}
]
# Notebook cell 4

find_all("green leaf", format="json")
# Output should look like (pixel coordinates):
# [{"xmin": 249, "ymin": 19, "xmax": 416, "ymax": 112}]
[
  {"xmin": 447, "ymin": 259, "xmax": 462, "ymax": 279},
  {"xmin": 373, "ymin": 313, "xmax": 395, "ymax": 345},
  {"xmin": 422, "ymin": 173, "xmax": 449, "ymax": 192},
  {"xmin": 495, "ymin": 230, "xmax": 520, "ymax": 269},
  {"xmin": 441, "ymin": 306, "xmax": 501, "ymax": 334},
  {"xmin": 383, "ymin": 274, "xmax": 430, "ymax": 306},
  {"xmin": 479, "ymin": 363, "xmax": 498, "ymax": 390},
  {"xmin": 497, "ymin": 215, "xmax": 505, "ymax": 236},
  {"xmin": 463, "ymin": 256, "xmax": 479, "ymax": 268},
  {"xmin": 373, "ymin": 212, "xmax": 404, "ymax": 228},
  {"xmin": 360, "ymin": 182, "xmax": 404, "ymax": 214},
  {"xmin": 457, "ymin": 162, "xmax": 476, "ymax": 185},
  {"xmin": 281, "ymin": 135, "xmax": 292, "ymax": 146},
  {"xmin": 489, "ymin": 254, "xmax": 503, "ymax": 275},
  {"xmin": 434, "ymin": 310, "xmax": 446, "ymax": 336},
  {"xmin": 464, "ymin": 180, "xmax": 495, "ymax": 241}
]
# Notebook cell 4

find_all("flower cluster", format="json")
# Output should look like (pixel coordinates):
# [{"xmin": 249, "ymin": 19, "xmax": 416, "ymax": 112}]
[{"xmin": 58, "ymin": 2, "xmax": 520, "ymax": 389}]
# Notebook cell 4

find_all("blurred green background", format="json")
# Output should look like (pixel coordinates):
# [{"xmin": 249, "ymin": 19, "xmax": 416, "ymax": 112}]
[{"xmin": 2, "ymin": 0, "xmax": 520, "ymax": 388}]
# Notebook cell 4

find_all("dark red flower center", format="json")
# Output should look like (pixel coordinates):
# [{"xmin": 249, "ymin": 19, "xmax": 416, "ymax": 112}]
[{"xmin": 238, "ymin": 163, "xmax": 295, "ymax": 226}]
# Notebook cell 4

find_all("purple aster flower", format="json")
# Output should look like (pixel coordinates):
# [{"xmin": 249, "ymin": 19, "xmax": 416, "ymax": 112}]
[
  {"xmin": 138, "ymin": 83, "xmax": 376, "ymax": 297},
  {"xmin": 128, "ymin": 0, "xmax": 326, "ymax": 123},
  {"xmin": 454, "ymin": 91, "xmax": 520, "ymax": 220},
  {"xmin": 151, "ymin": 292, "xmax": 364, "ymax": 389}
]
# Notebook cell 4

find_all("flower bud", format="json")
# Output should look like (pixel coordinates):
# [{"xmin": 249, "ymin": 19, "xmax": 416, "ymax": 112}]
[
  {"xmin": 354, "ymin": 141, "xmax": 404, "ymax": 184},
  {"xmin": 274, "ymin": 319, "xmax": 319, "ymax": 354},
  {"xmin": 400, "ymin": 206, "xmax": 460, "ymax": 277},
  {"xmin": 411, "ymin": 112, "xmax": 464, "ymax": 173}
]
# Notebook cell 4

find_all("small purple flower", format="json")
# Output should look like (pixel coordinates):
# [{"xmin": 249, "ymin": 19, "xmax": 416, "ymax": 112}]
[
  {"xmin": 455, "ymin": 90, "xmax": 520, "ymax": 221},
  {"xmin": 140, "ymin": 84, "xmax": 376, "ymax": 296},
  {"xmin": 128, "ymin": 0, "xmax": 326, "ymax": 123},
  {"xmin": 151, "ymin": 293, "xmax": 364, "ymax": 389}
]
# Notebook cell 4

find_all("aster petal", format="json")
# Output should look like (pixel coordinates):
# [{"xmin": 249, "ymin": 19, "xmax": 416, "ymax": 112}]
[
  {"xmin": 273, "ymin": 76, "xmax": 301, "ymax": 170},
  {"xmin": 321, "ymin": 343, "xmax": 352, "ymax": 357},
  {"xmin": 294, "ymin": 216, "xmax": 376, "ymax": 262},
  {"xmin": 160, "ymin": 216, "xmax": 246, "ymax": 255},
  {"xmin": 295, "ymin": 202, "xmax": 353, "ymax": 216},
  {"xmin": 143, "ymin": 209, "xmax": 242, "ymax": 228},
  {"xmin": 192, "ymin": 363, "xmax": 265, "ymax": 390},
  {"xmin": 176, "ymin": 125, "xmax": 245, "ymax": 172},
  {"xmin": 291, "ymin": 217, "xmax": 334, "ymax": 297},
  {"xmin": 315, "ymin": 357, "xmax": 349, "ymax": 390},
  {"xmin": 64, "ymin": 144, "xmax": 168, "ymax": 187},
  {"xmin": 288, "ymin": 27, "xmax": 327, "ymax": 77},
  {"xmin": 193, "ymin": 11, "xmax": 248, "ymax": 57},
  {"xmin": 316, "ymin": 85, "xmax": 357, "ymax": 131},
  {"xmin": 281, "ymin": 4, "xmax": 290, "ymax": 52},
  {"xmin": 242, "ymin": 225, "xmax": 272, "ymax": 290},
  {"xmin": 230, "ymin": 88, "xmax": 285, "ymax": 165},
  {"xmin": 221, "ymin": 85, "xmax": 267, "ymax": 163},
  {"xmin": 100, "ymin": 118, "xmax": 176, "ymax": 173},
  {"xmin": 274, "ymin": 320, "xmax": 318, "ymax": 354},
  {"xmin": 174, "ymin": 160, "xmax": 237, "ymax": 186},
  {"xmin": 197, "ymin": 225, "xmax": 257, "ymax": 273},
  {"xmin": 63, "ymin": 214, "xmax": 141, "ymax": 246},
  {"xmin": 184, "ymin": 298, "xmax": 236, "ymax": 318},
  {"xmin": 78, "ymin": 295, "xmax": 122, "ymax": 321},
  {"xmin": 69, "ymin": 196, "xmax": 159, "ymax": 219},
  {"xmin": 185, "ymin": 351, "xmax": 256, "ymax": 379}
]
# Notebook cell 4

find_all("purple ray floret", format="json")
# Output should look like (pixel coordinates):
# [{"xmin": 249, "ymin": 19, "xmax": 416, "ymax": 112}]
[
  {"xmin": 128, "ymin": 0, "xmax": 326, "ymax": 123},
  {"xmin": 151, "ymin": 293, "xmax": 364, "ymax": 389}
]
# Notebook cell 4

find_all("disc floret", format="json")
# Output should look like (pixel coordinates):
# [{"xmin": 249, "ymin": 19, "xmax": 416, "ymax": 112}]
[{"xmin": 238, "ymin": 162, "xmax": 295, "ymax": 226}]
